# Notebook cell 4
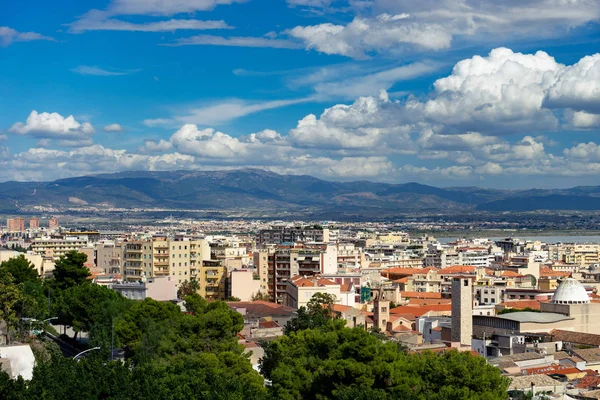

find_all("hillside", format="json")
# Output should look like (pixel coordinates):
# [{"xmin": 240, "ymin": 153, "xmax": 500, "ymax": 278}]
[{"xmin": 0, "ymin": 169, "xmax": 599, "ymax": 214}]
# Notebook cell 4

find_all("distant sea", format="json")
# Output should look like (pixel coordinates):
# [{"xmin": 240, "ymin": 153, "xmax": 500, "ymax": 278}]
[{"xmin": 437, "ymin": 236, "xmax": 600, "ymax": 244}]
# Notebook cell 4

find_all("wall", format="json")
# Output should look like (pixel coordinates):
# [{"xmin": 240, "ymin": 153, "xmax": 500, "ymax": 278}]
[
  {"xmin": 230, "ymin": 270, "xmax": 262, "ymax": 301},
  {"xmin": 146, "ymin": 276, "xmax": 177, "ymax": 301}
]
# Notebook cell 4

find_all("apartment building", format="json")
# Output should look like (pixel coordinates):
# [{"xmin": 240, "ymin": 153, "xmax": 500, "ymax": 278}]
[
  {"xmin": 285, "ymin": 275, "xmax": 342, "ymax": 309},
  {"xmin": 210, "ymin": 241, "xmax": 250, "ymax": 270},
  {"xmin": 253, "ymin": 249, "xmax": 271, "ymax": 295},
  {"xmin": 425, "ymin": 246, "xmax": 495, "ymax": 269},
  {"xmin": 198, "ymin": 260, "xmax": 226, "ymax": 300},
  {"xmin": 123, "ymin": 241, "xmax": 143, "ymax": 281},
  {"xmin": 48, "ymin": 217, "xmax": 59, "ymax": 229},
  {"xmin": 336, "ymin": 243, "xmax": 367, "ymax": 268},
  {"xmin": 228, "ymin": 269, "xmax": 262, "ymax": 301},
  {"xmin": 6, "ymin": 217, "xmax": 25, "ymax": 233},
  {"xmin": 29, "ymin": 217, "xmax": 40, "ymax": 229},
  {"xmin": 95, "ymin": 242, "xmax": 123, "ymax": 274},
  {"xmin": 263, "ymin": 244, "xmax": 338, "ymax": 304},
  {"xmin": 548, "ymin": 243, "xmax": 600, "ymax": 266},
  {"xmin": 257, "ymin": 225, "xmax": 337, "ymax": 245},
  {"xmin": 31, "ymin": 237, "xmax": 89, "ymax": 260}
]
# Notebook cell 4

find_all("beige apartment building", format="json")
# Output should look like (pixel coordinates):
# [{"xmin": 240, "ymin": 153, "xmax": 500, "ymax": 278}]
[
  {"xmin": 228, "ymin": 269, "xmax": 262, "ymax": 301},
  {"xmin": 123, "ymin": 242, "xmax": 143, "ymax": 281},
  {"xmin": 48, "ymin": 217, "xmax": 59, "ymax": 229},
  {"xmin": 31, "ymin": 237, "xmax": 88, "ymax": 260},
  {"xmin": 211, "ymin": 242, "xmax": 250, "ymax": 270},
  {"xmin": 253, "ymin": 249, "xmax": 271, "ymax": 295},
  {"xmin": 95, "ymin": 242, "xmax": 123, "ymax": 274},
  {"xmin": 548, "ymin": 243, "xmax": 600, "ymax": 266}
]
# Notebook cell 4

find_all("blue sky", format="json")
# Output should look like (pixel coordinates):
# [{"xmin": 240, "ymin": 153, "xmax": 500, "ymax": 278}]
[{"xmin": 0, "ymin": 0, "xmax": 599, "ymax": 188}]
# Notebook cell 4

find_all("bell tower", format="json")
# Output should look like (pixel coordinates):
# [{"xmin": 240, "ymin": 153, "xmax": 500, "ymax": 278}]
[
  {"xmin": 451, "ymin": 277, "xmax": 473, "ymax": 346},
  {"xmin": 373, "ymin": 287, "xmax": 390, "ymax": 332}
]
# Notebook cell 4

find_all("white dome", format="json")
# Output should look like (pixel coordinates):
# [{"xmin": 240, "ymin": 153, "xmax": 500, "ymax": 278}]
[{"xmin": 551, "ymin": 278, "xmax": 590, "ymax": 304}]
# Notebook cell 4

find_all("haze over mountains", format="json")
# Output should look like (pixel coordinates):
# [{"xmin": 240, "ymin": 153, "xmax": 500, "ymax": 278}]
[{"xmin": 1, "ymin": 169, "xmax": 600, "ymax": 214}]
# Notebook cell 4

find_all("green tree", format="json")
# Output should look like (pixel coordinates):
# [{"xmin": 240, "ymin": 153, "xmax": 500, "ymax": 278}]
[
  {"xmin": 0, "ymin": 371, "xmax": 27, "ymax": 400},
  {"xmin": 225, "ymin": 296, "xmax": 241, "ymax": 301},
  {"xmin": 52, "ymin": 251, "xmax": 90, "ymax": 290},
  {"xmin": 284, "ymin": 292, "xmax": 338, "ymax": 334},
  {"xmin": 56, "ymin": 283, "xmax": 129, "ymax": 342},
  {"xmin": 0, "ymin": 270, "xmax": 24, "ymax": 344},
  {"xmin": 0, "ymin": 255, "xmax": 39, "ymax": 285},
  {"xmin": 177, "ymin": 279, "xmax": 200, "ymax": 299},
  {"xmin": 261, "ymin": 324, "xmax": 509, "ymax": 400},
  {"xmin": 184, "ymin": 293, "xmax": 207, "ymax": 314},
  {"xmin": 251, "ymin": 291, "xmax": 271, "ymax": 301}
]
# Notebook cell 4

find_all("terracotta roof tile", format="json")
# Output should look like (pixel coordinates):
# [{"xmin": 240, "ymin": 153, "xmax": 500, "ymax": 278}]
[
  {"xmin": 438, "ymin": 265, "xmax": 476, "ymax": 274},
  {"xmin": 401, "ymin": 291, "xmax": 442, "ymax": 299},
  {"xmin": 550, "ymin": 330, "xmax": 600, "ymax": 347}
]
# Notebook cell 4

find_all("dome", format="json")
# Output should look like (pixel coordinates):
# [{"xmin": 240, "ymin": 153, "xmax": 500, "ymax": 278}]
[{"xmin": 551, "ymin": 278, "xmax": 590, "ymax": 304}]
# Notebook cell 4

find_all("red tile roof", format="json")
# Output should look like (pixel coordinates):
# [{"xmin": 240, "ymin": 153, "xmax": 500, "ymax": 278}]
[
  {"xmin": 540, "ymin": 267, "xmax": 571, "ymax": 277},
  {"xmin": 500, "ymin": 270, "xmax": 525, "ymax": 278},
  {"xmin": 408, "ymin": 298, "xmax": 452, "ymax": 306},
  {"xmin": 523, "ymin": 364, "xmax": 582, "ymax": 375},
  {"xmin": 401, "ymin": 291, "xmax": 442, "ymax": 299},
  {"xmin": 340, "ymin": 283, "xmax": 353, "ymax": 292},
  {"xmin": 576, "ymin": 374, "xmax": 600, "ymax": 389},
  {"xmin": 258, "ymin": 320, "xmax": 280, "ymax": 329},
  {"xmin": 499, "ymin": 300, "xmax": 543, "ymax": 310},
  {"xmin": 438, "ymin": 265, "xmax": 476, "ymax": 274}
]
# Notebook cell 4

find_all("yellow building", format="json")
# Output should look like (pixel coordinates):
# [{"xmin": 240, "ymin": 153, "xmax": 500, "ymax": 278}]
[{"xmin": 198, "ymin": 260, "xmax": 226, "ymax": 300}]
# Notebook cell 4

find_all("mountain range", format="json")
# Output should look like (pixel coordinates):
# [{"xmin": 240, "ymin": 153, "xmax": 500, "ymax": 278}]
[{"xmin": 1, "ymin": 169, "xmax": 600, "ymax": 215}]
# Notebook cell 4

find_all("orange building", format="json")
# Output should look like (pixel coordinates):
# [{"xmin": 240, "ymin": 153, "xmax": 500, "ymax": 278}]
[
  {"xmin": 6, "ymin": 217, "xmax": 25, "ymax": 232},
  {"xmin": 29, "ymin": 217, "xmax": 40, "ymax": 229}
]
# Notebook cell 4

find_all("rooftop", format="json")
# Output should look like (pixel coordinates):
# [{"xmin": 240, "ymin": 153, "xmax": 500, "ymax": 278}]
[
  {"xmin": 551, "ymin": 278, "xmax": 590, "ymax": 304},
  {"xmin": 497, "ymin": 311, "xmax": 573, "ymax": 324}
]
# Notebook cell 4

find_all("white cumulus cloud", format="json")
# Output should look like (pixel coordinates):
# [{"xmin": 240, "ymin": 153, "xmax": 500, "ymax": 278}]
[
  {"xmin": 9, "ymin": 111, "xmax": 95, "ymax": 146},
  {"xmin": 103, "ymin": 124, "xmax": 124, "ymax": 132}
]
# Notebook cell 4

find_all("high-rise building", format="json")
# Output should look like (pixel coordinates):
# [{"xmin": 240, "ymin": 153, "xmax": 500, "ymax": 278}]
[
  {"xmin": 29, "ymin": 217, "xmax": 40, "ymax": 229},
  {"xmin": 48, "ymin": 217, "xmax": 59, "ymax": 229},
  {"xmin": 6, "ymin": 217, "xmax": 25, "ymax": 233},
  {"xmin": 257, "ymin": 225, "xmax": 337, "ymax": 245},
  {"xmin": 451, "ymin": 277, "xmax": 473, "ymax": 346}
]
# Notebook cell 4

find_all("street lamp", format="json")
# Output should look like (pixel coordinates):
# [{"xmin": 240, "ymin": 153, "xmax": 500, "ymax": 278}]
[{"xmin": 73, "ymin": 347, "xmax": 101, "ymax": 360}]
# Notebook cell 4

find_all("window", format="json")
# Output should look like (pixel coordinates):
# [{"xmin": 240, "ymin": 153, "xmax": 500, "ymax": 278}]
[
  {"xmin": 463, "ymin": 280, "xmax": 468, "ymax": 286},
  {"xmin": 381, "ymin": 307, "xmax": 387, "ymax": 312}
]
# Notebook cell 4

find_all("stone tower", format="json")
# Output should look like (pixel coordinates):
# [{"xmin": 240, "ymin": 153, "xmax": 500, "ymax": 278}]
[
  {"xmin": 373, "ymin": 287, "xmax": 390, "ymax": 332},
  {"xmin": 451, "ymin": 277, "xmax": 473, "ymax": 345}
]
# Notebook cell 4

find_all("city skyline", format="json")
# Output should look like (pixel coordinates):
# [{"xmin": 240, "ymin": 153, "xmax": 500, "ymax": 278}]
[{"xmin": 1, "ymin": 0, "xmax": 599, "ymax": 188}]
